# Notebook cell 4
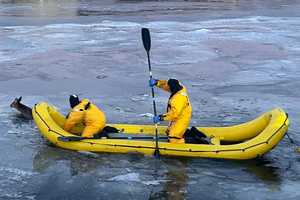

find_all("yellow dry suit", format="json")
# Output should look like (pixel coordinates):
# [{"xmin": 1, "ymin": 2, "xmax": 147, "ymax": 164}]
[
  {"xmin": 157, "ymin": 80, "xmax": 192, "ymax": 144},
  {"xmin": 64, "ymin": 99, "xmax": 106, "ymax": 138}
]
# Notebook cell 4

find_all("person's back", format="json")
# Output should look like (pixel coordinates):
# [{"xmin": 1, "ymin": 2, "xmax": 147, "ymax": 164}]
[
  {"xmin": 166, "ymin": 85, "xmax": 192, "ymax": 143},
  {"xmin": 82, "ymin": 99, "xmax": 106, "ymax": 137},
  {"xmin": 151, "ymin": 79, "xmax": 192, "ymax": 143},
  {"xmin": 64, "ymin": 95, "xmax": 106, "ymax": 138}
]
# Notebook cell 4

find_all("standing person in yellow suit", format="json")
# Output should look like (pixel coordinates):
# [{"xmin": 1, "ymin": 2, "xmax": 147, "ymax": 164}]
[
  {"xmin": 64, "ymin": 95, "xmax": 106, "ymax": 138},
  {"xmin": 149, "ymin": 78, "xmax": 192, "ymax": 144}
]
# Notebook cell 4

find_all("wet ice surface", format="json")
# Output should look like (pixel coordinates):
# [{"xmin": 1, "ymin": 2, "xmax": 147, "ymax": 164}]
[{"xmin": 1, "ymin": 0, "xmax": 300, "ymax": 200}]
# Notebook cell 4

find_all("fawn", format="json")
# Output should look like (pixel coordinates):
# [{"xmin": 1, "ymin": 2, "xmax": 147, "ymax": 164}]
[{"xmin": 10, "ymin": 96, "xmax": 33, "ymax": 119}]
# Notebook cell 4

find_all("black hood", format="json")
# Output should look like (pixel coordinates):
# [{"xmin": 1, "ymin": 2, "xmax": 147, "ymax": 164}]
[
  {"xmin": 168, "ymin": 79, "xmax": 183, "ymax": 95},
  {"xmin": 69, "ymin": 95, "xmax": 80, "ymax": 108}
]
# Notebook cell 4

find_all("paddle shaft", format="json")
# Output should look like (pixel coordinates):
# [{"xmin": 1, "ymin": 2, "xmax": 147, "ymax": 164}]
[
  {"xmin": 142, "ymin": 28, "xmax": 160, "ymax": 158},
  {"xmin": 147, "ymin": 51, "xmax": 160, "ymax": 157},
  {"xmin": 145, "ymin": 43, "xmax": 157, "ymax": 117}
]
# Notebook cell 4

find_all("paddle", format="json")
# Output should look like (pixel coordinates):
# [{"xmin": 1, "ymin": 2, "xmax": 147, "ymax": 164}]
[{"xmin": 141, "ymin": 28, "xmax": 160, "ymax": 158}]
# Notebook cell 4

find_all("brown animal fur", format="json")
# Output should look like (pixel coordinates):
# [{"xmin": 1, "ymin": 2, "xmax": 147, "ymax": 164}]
[{"xmin": 10, "ymin": 96, "xmax": 33, "ymax": 119}]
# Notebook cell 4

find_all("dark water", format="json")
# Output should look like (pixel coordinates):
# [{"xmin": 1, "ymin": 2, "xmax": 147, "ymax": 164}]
[{"xmin": 1, "ymin": 0, "xmax": 300, "ymax": 199}]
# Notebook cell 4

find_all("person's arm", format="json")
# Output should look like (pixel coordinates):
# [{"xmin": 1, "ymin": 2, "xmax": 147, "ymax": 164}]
[
  {"xmin": 161, "ymin": 95, "xmax": 186, "ymax": 121},
  {"xmin": 64, "ymin": 110, "xmax": 84, "ymax": 132}
]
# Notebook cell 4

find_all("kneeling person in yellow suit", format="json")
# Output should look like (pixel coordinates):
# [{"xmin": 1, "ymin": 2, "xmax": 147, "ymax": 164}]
[
  {"xmin": 64, "ymin": 95, "xmax": 106, "ymax": 138},
  {"xmin": 150, "ymin": 78, "xmax": 192, "ymax": 144}
]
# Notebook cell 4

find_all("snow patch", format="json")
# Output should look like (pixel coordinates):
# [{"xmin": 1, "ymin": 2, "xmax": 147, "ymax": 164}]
[
  {"xmin": 0, "ymin": 167, "xmax": 36, "ymax": 177},
  {"xmin": 139, "ymin": 113, "xmax": 154, "ymax": 118},
  {"xmin": 109, "ymin": 172, "xmax": 140, "ymax": 182},
  {"xmin": 142, "ymin": 180, "xmax": 166, "ymax": 186},
  {"xmin": 77, "ymin": 151, "xmax": 99, "ymax": 158}
]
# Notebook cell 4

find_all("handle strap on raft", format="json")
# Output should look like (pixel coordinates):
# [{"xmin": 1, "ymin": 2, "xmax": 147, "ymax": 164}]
[
  {"xmin": 84, "ymin": 102, "xmax": 91, "ymax": 110},
  {"xmin": 58, "ymin": 135, "xmax": 169, "ymax": 142}
]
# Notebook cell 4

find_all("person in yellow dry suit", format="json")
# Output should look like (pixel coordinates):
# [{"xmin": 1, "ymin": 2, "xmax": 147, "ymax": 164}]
[
  {"xmin": 63, "ymin": 95, "xmax": 106, "ymax": 138},
  {"xmin": 149, "ymin": 78, "xmax": 192, "ymax": 144}
]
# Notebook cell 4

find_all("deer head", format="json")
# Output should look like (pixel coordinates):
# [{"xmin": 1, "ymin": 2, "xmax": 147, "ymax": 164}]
[{"xmin": 10, "ymin": 96, "xmax": 22, "ymax": 108}]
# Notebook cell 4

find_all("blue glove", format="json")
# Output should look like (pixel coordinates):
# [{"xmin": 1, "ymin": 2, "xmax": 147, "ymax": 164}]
[
  {"xmin": 153, "ymin": 115, "xmax": 163, "ymax": 123},
  {"xmin": 149, "ymin": 78, "xmax": 158, "ymax": 87}
]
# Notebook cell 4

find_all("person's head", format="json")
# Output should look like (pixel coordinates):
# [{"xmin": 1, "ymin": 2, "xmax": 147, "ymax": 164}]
[
  {"xmin": 167, "ymin": 79, "xmax": 183, "ymax": 94},
  {"xmin": 69, "ymin": 95, "xmax": 80, "ymax": 108}
]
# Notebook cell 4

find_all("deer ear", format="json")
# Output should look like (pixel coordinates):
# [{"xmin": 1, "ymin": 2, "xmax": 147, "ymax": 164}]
[{"xmin": 18, "ymin": 96, "xmax": 22, "ymax": 102}]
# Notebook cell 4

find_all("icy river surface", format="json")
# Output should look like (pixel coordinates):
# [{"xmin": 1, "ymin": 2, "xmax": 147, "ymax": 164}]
[{"xmin": 1, "ymin": 0, "xmax": 300, "ymax": 199}]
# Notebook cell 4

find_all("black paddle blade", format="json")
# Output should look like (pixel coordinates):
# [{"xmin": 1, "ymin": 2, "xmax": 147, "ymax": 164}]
[
  {"xmin": 141, "ymin": 28, "xmax": 151, "ymax": 52},
  {"xmin": 58, "ymin": 136, "xmax": 86, "ymax": 142}
]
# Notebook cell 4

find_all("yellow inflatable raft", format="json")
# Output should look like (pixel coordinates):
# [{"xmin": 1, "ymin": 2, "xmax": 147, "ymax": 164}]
[{"xmin": 32, "ymin": 102, "xmax": 289, "ymax": 160}]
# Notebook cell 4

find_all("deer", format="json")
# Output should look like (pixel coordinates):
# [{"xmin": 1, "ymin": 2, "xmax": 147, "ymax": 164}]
[{"xmin": 10, "ymin": 96, "xmax": 33, "ymax": 119}]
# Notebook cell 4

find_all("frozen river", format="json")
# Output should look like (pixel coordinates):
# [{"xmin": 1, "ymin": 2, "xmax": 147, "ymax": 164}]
[{"xmin": 0, "ymin": 0, "xmax": 300, "ymax": 199}]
